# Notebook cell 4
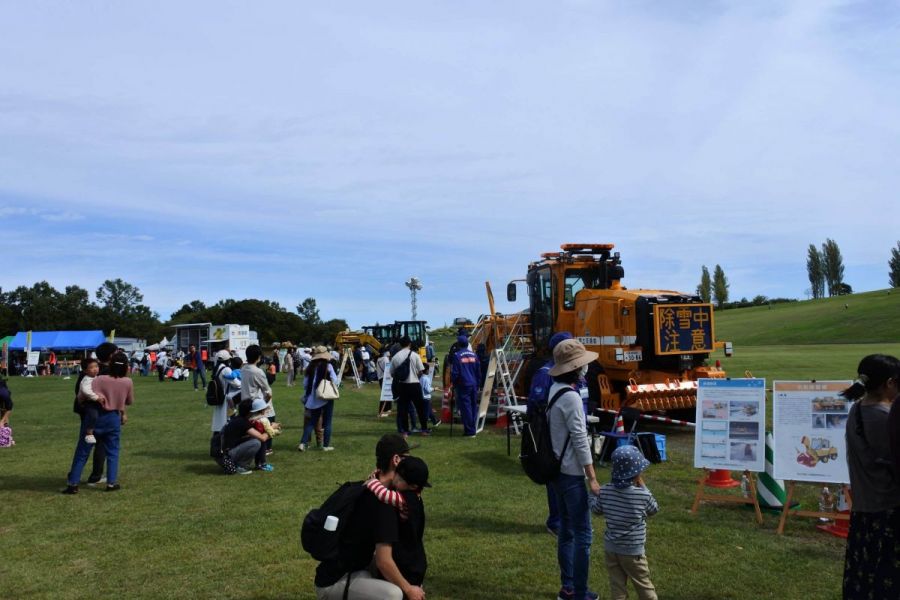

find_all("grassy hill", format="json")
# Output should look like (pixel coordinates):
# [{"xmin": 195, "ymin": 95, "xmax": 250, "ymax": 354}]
[{"xmin": 714, "ymin": 288, "xmax": 900, "ymax": 346}]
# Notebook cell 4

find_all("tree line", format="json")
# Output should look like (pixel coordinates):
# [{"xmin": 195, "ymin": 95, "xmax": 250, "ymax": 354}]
[
  {"xmin": 697, "ymin": 239, "xmax": 900, "ymax": 308},
  {"xmin": 0, "ymin": 279, "xmax": 348, "ymax": 346}
]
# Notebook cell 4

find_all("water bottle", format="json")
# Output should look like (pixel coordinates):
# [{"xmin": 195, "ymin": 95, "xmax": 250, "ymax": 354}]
[
  {"xmin": 819, "ymin": 486, "xmax": 834, "ymax": 522},
  {"xmin": 740, "ymin": 474, "xmax": 750, "ymax": 498}
]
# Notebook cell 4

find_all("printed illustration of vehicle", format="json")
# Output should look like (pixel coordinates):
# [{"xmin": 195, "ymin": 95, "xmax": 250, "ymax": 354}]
[{"xmin": 796, "ymin": 435, "xmax": 838, "ymax": 467}]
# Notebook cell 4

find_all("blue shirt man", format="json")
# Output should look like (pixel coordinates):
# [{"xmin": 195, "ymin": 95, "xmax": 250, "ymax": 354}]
[{"xmin": 450, "ymin": 335, "xmax": 481, "ymax": 437}]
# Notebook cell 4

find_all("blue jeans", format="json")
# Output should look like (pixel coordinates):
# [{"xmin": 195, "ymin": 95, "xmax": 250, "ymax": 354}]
[
  {"xmin": 551, "ymin": 473, "xmax": 593, "ymax": 596},
  {"xmin": 67, "ymin": 411, "xmax": 121, "ymax": 485},
  {"xmin": 301, "ymin": 401, "xmax": 334, "ymax": 446},
  {"xmin": 193, "ymin": 368, "xmax": 207, "ymax": 390},
  {"xmin": 546, "ymin": 484, "xmax": 561, "ymax": 532}
]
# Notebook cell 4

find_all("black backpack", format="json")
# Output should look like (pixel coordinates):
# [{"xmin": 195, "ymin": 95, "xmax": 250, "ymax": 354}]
[
  {"xmin": 520, "ymin": 388, "xmax": 570, "ymax": 484},
  {"xmin": 205, "ymin": 364, "xmax": 227, "ymax": 406},
  {"xmin": 301, "ymin": 481, "xmax": 366, "ymax": 562}
]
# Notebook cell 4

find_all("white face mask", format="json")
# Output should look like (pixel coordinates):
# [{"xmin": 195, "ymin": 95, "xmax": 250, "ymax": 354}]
[{"xmin": 579, "ymin": 364, "xmax": 589, "ymax": 377}]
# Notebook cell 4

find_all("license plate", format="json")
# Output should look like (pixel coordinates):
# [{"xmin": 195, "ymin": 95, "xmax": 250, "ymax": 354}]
[{"xmin": 623, "ymin": 350, "xmax": 642, "ymax": 362}]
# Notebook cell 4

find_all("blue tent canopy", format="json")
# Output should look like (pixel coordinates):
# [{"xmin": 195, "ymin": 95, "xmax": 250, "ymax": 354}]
[{"xmin": 8, "ymin": 330, "xmax": 107, "ymax": 351}]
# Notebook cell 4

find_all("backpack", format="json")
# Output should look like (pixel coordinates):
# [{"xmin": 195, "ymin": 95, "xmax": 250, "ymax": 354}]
[
  {"xmin": 205, "ymin": 364, "xmax": 228, "ymax": 406},
  {"xmin": 392, "ymin": 350, "xmax": 414, "ymax": 382},
  {"xmin": 301, "ymin": 481, "xmax": 366, "ymax": 562},
  {"xmin": 520, "ymin": 388, "xmax": 570, "ymax": 484}
]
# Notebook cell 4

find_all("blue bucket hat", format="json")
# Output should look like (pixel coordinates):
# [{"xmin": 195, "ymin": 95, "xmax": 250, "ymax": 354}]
[{"xmin": 610, "ymin": 445, "xmax": 650, "ymax": 488}]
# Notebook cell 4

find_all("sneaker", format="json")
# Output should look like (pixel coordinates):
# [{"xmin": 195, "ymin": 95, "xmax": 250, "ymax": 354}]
[
  {"xmin": 297, "ymin": 443, "xmax": 307, "ymax": 452},
  {"xmin": 61, "ymin": 485, "xmax": 79, "ymax": 495},
  {"xmin": 256, "ymin": 463, "xmax": 274, "ymax": 472},
  {"xmin": 557, "ymin": 588, "xmax": 574, "ymax": 600},
  {"xmin": 432, "ymin": 420, "xmax": 441, "ymax": 428},
  {"xmin": 235, "ymin": 467, "xmax": 253, "ymax": 475},
  {"xmin": 105, "ymin": 483, "xmax": 121, "ymax": 492},
  {"xmin": 265, "ymin": 449, "xmax": 274, "ymax": 456},
  {"xmin": 86, "ymin": 476, "xmax": 107, "ymax": 487},
  {"xmin": 322, "ymin": 446, "xmax": 335, "ymax": 452},
  {"xmin": 84, "ymin": 434, "xmax": 97, "ymax": 445}
]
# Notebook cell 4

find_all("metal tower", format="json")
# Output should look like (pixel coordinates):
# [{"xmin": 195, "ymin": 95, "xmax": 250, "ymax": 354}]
[{"xmin": 405, "ymin": 277, "xmax": 423, "ymax": 320}]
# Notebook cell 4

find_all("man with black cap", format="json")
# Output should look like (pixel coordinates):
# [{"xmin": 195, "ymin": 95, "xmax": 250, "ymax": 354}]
[
  {"xmin": 449, "ymin": 334, "xmax": 481, "ymax": 437},
  {"xmin": 313, "ymin": 434, "xmax": 427, "ymax": 600}
]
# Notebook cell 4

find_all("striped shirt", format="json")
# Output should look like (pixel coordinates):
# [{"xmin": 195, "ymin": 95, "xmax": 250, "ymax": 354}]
[{"xmin": 591, "ymin": 483, "xmax": 658, "ymax": 555}]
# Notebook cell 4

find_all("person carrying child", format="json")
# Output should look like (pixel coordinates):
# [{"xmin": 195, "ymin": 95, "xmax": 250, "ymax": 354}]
[
  {"xmin": 589, "ymin": 445, "xmax": 659, "ymax": 600},
  {"xmin": 249, "ymin": 397, "xmax": 282, "ymax": 446},
  {"xmin": 77, "ymin": 358, "xmax": 108, "ymax": 445}
]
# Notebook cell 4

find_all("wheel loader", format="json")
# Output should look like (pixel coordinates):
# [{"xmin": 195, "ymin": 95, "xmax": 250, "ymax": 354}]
[{"xmin": 457, "ymin": 243, "xmax": 731, "ymax": 416}]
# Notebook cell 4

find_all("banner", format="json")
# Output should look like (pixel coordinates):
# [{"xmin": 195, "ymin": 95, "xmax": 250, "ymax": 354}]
[
  {"xmin": 772, "ymin": 381, "xmax": 852, "ymax": 483},
  {"xmin": 694, "ymin": 378, "xmax": 766, "ymax": 472}
]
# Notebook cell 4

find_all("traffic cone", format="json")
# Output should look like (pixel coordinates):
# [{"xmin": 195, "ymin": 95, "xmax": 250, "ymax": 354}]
[
  {"xmin": 441, "ymin": 389, "xmax": 452, "ymax": 423},
  {"xmin": 705, "ymin": 469, "xmax": 740, "ymax": 488},
  {"xmin": 818, "ymin": 487, "xmax": 850, "ymax": 538},
  {"xmin": 614, "ymin": 413, "xmax": 625, "ymax": 434},
  {"xmin": 494, "ymin": 390, "xmax": 509, "ymax": 429}
]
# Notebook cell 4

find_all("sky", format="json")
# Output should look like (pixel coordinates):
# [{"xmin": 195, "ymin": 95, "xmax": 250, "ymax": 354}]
[{"xmin": 2, "ymin": 1, "xmax": 899, "ymax": 330}]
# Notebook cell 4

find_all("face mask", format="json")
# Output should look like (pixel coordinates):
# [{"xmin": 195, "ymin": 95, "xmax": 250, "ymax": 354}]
[{"xmin": 580, "ymin": 364, "xmax": 589, "ymax": 377}]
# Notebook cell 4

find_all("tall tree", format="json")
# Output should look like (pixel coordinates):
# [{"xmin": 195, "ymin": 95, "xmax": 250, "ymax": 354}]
[
  {"xmin": 890, "ymin": 242, "xmax": 900, "ymax": 288},
  {"xmin": 821, "ymin": 239, "xmax": 845, "ymax": 297},
  {"xmin": 696, "ymin": 266, "xmax": 712, "ymax": 303},
  {"xmin": 806, "ymin": 244, "xmax": 825, "ymax": 299},
  {"xmin": 96, "ymin": 278, "xmax": 144, "ymax": 316},
  {"xmin": 712, "ymin": 265, "xmax": 729, "ymax": 308},
  {"xmin": 297, "ymin": 297, "xmax": 321, "ymax": 325}
]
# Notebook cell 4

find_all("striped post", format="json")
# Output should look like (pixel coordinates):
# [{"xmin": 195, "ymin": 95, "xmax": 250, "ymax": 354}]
[
  {"xmin": 614, "ymin": 414, "xmax": 625, "ymax": 434},
  {"xmin": 756, "ymin": 431, "xmax": 788, "ymax": 509}
]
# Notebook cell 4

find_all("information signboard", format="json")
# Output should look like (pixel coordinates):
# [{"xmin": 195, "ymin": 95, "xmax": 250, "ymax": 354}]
[
  {"xmin": 772, "ymin": 381, "xmax": 852, "ymax": 484},
  {"xmin": 694, "ymin": 378, "xmax": 766, "ymax": 472}
]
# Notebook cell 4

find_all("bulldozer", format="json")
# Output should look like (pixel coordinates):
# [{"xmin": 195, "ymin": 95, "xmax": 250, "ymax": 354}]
[{"xmin": 453, "ymin": 243, "xmax": 731, "ymax": 418}]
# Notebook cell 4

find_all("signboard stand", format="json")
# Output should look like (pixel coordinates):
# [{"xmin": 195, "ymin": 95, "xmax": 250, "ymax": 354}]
[
  {"xmin": 776, "ymin": 482, "xmax": 851, "ymax": 536},
  {"xmin": 379, "ymin": 369, "xmax": 394, "ymax": 416},
  {"xmin": 691, "ymin": 469, "xmax": 764, "ymax": 524}
]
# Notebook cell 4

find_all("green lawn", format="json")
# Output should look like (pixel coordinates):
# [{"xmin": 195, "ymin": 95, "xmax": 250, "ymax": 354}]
[{"xmin": 6, "ymin": 341, "xmax": 894, "ymax": 599}]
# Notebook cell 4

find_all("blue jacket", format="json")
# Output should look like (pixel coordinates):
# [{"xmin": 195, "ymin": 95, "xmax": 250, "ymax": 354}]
[
  {"xmin": 527, "ymin": 360, "xmax": 589, "ymax": 414},
  {"xmin": 451, "ymin": 348, "xmax": 481, "ymax": 388}
]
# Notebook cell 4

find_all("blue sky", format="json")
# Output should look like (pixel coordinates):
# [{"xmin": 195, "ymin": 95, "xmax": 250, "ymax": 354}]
[{"xmin": 2, "ymin": 1, "xmax": 899, "ymax": 329}]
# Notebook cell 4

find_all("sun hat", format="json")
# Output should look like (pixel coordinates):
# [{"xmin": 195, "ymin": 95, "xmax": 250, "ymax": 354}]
[
  {"xmin": 396, "ymin": 456, "xmax": 432, "ymax": 488},
  {"xmin": 215, "ymin": 350, "xmax": 231, "ymax": 362},
  {"xmin": 311, "ymin": 345, "xmax": 332, "ymax": 361},
  {"xmin": 548, "ymin": 339, "xmax": 598, "ymax": 376},
  {"xmin": 250, "ymin": 398, "xmax": 268, "ymax": 413},
  {"xmin": 549, "ymin": 331, "xmax": 573, "ymax": 351},
  {"xmin": 610, "ymin": 445, "xmax": 651, "ymax": 488}
]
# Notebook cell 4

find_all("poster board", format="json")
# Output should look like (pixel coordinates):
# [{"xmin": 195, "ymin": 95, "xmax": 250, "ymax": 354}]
[
  {"xmin": 694, "ymin": 378, "xmax": 766, "ymax": 472},
  {"xmin": 379, "ymin": 367, "xmax": 394, "ymax": 404},
  {"xmin": 772, "ymin": 381, "xmax": 852, "ymax": 484}
]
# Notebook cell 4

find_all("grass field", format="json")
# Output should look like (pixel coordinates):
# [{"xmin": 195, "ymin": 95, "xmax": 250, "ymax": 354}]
[
  {"xmin": 4, "ymin": 294, "xmax": 899, "ymax": 600},
  {"xmin": 6, "ymin": 344, "xmax": 899, "ymax": 599}
]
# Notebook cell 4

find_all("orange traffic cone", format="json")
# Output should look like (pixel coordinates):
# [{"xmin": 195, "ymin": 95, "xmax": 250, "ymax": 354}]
[
  {"xmin": 614, "ymin": 414, "xmax": 625, "ymax": 434},
  {"xmin": 494, "ymin": 391, "xmax": 509, "ymax": 429},
  {"xmin": 705, "ymin": 469, "xmax": 740, "ymax": 488}
]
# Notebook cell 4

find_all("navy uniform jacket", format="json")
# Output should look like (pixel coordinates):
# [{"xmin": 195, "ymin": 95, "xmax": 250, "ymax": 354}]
[{"xmin": 451, "ymin": 348, "xmax": 481, "ymax": 388}]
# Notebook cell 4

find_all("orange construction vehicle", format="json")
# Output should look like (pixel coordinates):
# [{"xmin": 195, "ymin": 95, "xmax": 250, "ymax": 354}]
[{"xmin": 451, "ymin": 243, "xmax": 731, "ymax": 418}]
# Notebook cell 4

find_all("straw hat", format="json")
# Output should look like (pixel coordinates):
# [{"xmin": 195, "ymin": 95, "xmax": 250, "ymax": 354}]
[
  {"xmin": 548, "ymin": 339, "xmax": 598, "ymax": 376},
  {"xmin": 311, "ymin": 345, "xmax": 332, "ymax": 361}
]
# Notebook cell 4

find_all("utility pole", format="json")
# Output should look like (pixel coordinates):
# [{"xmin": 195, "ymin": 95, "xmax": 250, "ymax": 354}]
[{"xmin": 405, "ymin": 277, "xmax": 423, "ymax": 320}]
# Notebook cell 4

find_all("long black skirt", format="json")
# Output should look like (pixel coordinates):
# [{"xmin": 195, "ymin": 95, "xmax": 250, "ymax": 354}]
[{"xmin": 843, "ymin": 507, "xmax": 900, "ymax": 599}]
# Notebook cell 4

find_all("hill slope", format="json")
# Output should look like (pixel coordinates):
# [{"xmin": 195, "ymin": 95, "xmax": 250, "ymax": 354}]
[{"xmin": 714, "ymin": 289, "xmax": 900, "ymax": 346}]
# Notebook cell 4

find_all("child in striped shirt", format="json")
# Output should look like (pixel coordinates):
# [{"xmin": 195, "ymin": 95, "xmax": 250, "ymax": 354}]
[{"xmin": 589, "ymin": 445, "xmax": 659, "ymax": 600}]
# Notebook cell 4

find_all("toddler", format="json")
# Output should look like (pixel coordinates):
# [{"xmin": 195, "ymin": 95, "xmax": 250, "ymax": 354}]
[
  {"xmin": 249, "ymin": 403, "xmax": 281, "ymax": 439},
  {"xmin": 419, "ymin": 364, "xmax": 440, "ymax": 428},
  {"xmin": 77, "ymin": 358, "xmax": 108, "ymax": 445},
  {"xmin": 589, "ymin": 445, "xmax": 659, "ymax": 600}
]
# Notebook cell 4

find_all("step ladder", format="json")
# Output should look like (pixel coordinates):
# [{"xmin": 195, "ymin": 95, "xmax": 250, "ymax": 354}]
[
  {"xmin": 337, "ymin": 347, "xmax": 363, "ymax": 388},
  {"xmin": 477, "ymin": 313, "xmax": 533, "ymax": 434}
]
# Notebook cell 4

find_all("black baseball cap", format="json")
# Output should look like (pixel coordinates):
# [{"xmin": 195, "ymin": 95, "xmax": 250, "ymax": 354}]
[
  {"xmin": 396, "ymin": 456, "xmax": 431, "ymax": 489},
  {"xmin": 375, "ymin": 434, "xmax": 418, "ymax": 464}
]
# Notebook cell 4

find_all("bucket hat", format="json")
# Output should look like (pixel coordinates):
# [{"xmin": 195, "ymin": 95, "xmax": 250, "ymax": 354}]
[
  {"xmin": 311, "ymin": 346, "xmax": 332, "ymax": 361},
  {"xmin": 610, "ymin": 445, "xmax": 651, "ymax": 488},
  {"xmin": 548, "ymin": 339, "xmax": 598, "ymax": 376},
  {"xmin": 250, "ymin": 397, "xmax": 268, "ymax": 413}
]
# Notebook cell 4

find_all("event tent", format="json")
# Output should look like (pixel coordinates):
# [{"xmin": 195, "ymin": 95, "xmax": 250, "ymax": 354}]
[
  {"xmin": 7, "ymin": 330, "xmax": 107, "ymax": 351},
  {"xmin": 0, "ymin": 335, "xmax": 14, "ymax": 348}
]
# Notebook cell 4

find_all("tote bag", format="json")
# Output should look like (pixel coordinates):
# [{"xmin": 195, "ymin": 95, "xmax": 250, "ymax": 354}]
[{"xmin": 316, "ymin": 377, "xmax": 339, "ymax": 401}]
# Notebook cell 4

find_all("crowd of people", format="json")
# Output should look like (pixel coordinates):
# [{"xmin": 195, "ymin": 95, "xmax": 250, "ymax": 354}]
[{"xmin": 4, "ymin": 330, "xmax": 894, "ymax": 599}]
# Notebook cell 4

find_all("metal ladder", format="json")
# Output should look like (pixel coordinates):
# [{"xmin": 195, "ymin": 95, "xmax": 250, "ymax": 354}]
[{"xmin": 480, "ymin": 313, "xmax": 533, "ymax": 434}]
